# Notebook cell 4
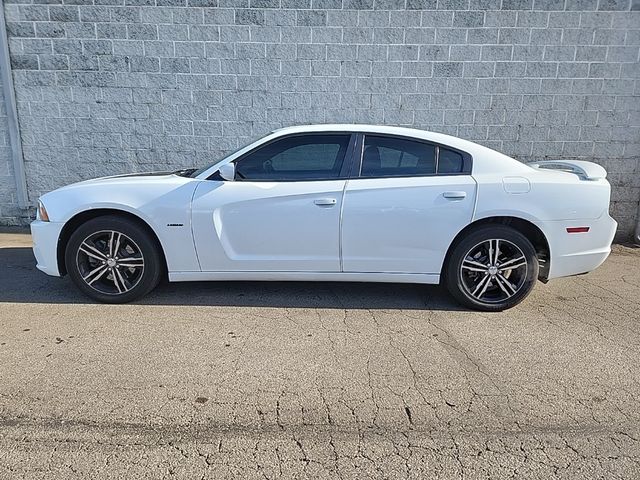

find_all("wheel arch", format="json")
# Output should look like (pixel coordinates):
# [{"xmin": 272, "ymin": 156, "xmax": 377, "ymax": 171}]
[
  {"xmin": 56, "ymin": 208, "xmax": 168, "ymax": 277},
  {"xmin": 442, "ymin": 216, "xmax": 551, "ymax": 282}
]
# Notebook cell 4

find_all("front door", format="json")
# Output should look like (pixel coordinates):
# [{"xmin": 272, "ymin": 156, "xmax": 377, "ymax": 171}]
[{"xmin": 191, "ymin": 133, "xmax": 354, "ymax": 272}]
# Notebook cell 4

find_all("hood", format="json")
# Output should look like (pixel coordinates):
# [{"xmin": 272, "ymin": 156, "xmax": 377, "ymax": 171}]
[
  {"xmin": 41, "ymin": 171, "xmax": 198, "ymax": 203},
  {"xmin": 38, "ymin": 169, "xmax": 200, "ymax": 224},
  {"xmin": 103, "ymin": 171, "xmax": 176, "ymax": 178},
  {"xmin": 56, "ymin": 171, "xmax": 182, "ymax": 189},
  {"xmin": 75, "ymin": 170, "xmax": 175, "ymax": 183}
]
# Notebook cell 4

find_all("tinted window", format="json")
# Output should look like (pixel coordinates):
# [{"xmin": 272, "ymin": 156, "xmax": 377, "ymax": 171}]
[
  {"xmin": 360, "ymin": 135, "xmax": 436, "ymax": 177},
  {"xmin": 235, "ymin": 134, "xmax": 350, "ymax": 181},
  {"xmin": 438, "ymin": 148, "xmax": 465, "ymax": 174}
]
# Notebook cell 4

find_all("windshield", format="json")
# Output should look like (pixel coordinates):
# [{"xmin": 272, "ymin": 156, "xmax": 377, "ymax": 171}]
[{"xmin": 188, "ymin": 140, "xmax": 261, "ymax": 178}]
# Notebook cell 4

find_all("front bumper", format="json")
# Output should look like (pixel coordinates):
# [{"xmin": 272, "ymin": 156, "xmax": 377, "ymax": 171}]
[
  {"xmin": 30, "ymin": 220, "xmax": 65, "ymax": 277},
  {"xmin": 545, "ymin": 213, "xmax": 617, "ymax": 280}
]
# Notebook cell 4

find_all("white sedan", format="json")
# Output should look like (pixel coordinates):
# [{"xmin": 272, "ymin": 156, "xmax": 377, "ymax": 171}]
[{"xmin": 31, "ymin": 124, "xmax": 617, "ymax": 311}]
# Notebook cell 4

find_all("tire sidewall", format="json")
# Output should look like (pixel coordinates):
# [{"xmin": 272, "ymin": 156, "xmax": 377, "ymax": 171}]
[
  {"xmin": 445, "ymin": 226, "xmax": 539, "ymax": 312},
  {"xmin": 65, "ymin": 216, "xmax": 162, "ymax": 303}
]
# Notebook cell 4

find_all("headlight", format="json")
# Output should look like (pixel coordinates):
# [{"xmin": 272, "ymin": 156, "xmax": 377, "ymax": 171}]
[{"xmin": 37, "ymin": 200, "xmax": 50, "ymax": 222}]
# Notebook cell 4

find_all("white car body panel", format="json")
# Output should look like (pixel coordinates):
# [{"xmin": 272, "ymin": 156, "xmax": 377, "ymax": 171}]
[
  {"xmin": 33, "ymin": 174, "xmax": 201, "ymax": 276},
  {"xmin": 191, "ymin": 179, "xmax": 346, "ymax": 272},
  {"xmin": 471, "ymin": 169, "xmax": 615, "ymax": 279},
  {"xmin": 31, "ymin": 219, "xmax": 65, "ymax": 276},
  {"xmin": 341, "ymin": 175, "xmax": 477, "ymax": 274},
  {"xmin": 168, "ymin": 270, "xmax": 440, "ymax": 284},
  {"xmin": 31, "ymin": 124, "xmax": 617, "ymax": 288}
]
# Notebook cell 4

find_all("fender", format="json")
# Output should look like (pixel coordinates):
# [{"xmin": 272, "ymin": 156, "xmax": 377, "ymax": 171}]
[{"xmin": 40, "ymin": 175, "xmax": 202, "ymax": 273}]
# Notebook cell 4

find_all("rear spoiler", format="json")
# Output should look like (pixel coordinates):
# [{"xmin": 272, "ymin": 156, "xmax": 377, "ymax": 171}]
[{"xmin": 528, "ymin": 160, "xmax": 607, "ymax": 181}]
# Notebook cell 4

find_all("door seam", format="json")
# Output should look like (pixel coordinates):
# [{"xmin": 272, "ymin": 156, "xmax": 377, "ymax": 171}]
[
  {"xmin": 339, "ymin": 133, "xmax": 364, "ymax": 273},
  {"xmin": 339, "ymin": 178, "xmax": 348, "ymax": 273},
  {"xmin": 189, "ymin": 180, "xmax": 204, "ymax": 271},
  {"xmin": 470, "ymin": 174, "xmax": 480, "ymax": 222}
]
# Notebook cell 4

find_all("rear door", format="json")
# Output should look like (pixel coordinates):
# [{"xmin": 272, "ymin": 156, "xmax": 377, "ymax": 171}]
[{"xmin": 341, "ymin": 134, "xmax": 477, "ymax": 274}]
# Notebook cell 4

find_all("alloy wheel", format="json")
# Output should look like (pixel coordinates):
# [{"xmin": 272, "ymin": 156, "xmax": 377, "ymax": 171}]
[
  {"xmin": 76, "ymin": 230, "xmax": 145, "ymax": 295},
  {"xmin": 459, "ymin": 238, "xmax": 528, "ymax": 304}
]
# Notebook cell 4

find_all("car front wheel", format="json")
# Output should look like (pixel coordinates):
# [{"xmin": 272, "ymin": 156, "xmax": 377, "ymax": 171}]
[
  {"xmin": 65, "ymin": 215, "xmax": 163, "ymax": 303},
  {"xmin": 444, "ymin": 225, "xmax": 539, "ymax": 311}
]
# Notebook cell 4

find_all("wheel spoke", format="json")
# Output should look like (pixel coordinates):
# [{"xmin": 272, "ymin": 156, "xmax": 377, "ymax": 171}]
[
  {"xmin": 107, "ymin": 231, "xmax": 114, "ymax": 257},
  {"xmin": 494, "ymin": 239, "xmax": 500, "ymax": 265},
  {"xmin": 471, "ymin": 274, "xmax": 490, "ymax": 297},
  {"xmin": 80, "ymin": 241, "xmax": 107, "ymax": 261},
  {"xmin": 461, "ymin": 264, "xmax": 487, "ymax": 273},
  {"xmin": 118, "ymin": 257, "xmax": 143, "ymax": 268},
  {"xmin": 487, "ymin": 240, "xmax": 494, "ymax": 266},
  {"xmin": 113, "ymin": 267, "xmax": 130, "ymax": 293},
  {"xmin": 88, "ymin": 268, "xmax": 109, "ymax": 285},
  {"xmin": 493, "ymin": 274, "xmax": 513, "ymax": 298},
  {"xmin": 499, "ymin": 255, "xmax": 526, "ymax": 269},
  {"xmin": 480, "ymin": 279, "xmax": 492, "ymax": 298},
  {"xmin": 501, "ymin": 261, "xmax": 527, "ymax": 271},
  {"xmin": 113, "ymin": 232, "xmax": 121, "ymax": 258},
  {"xmin": 476, "ymin": 276, "xmax": 492, "ymax": 299},
  {"xmin": 83, "ymin": 264, "xmax": 108, "ymax": 285},
  {"xmin": 111, "ymin": 269, "xmax": 123, "ymax": 293},
  {"xmin": 463, "ymin": 258, "xmax": 488, "ymax": 269},
  {"xmin": 497, "ymin": 274, "xmax": 517, "ymax": 295}
]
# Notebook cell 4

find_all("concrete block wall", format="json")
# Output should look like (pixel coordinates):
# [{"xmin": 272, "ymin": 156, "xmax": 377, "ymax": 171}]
[{"xmin": 1, "ymin": 0, "xmax": 639, "ymax": 238}]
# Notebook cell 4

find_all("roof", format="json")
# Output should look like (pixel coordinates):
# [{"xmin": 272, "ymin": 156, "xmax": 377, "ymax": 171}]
[
  {"xmin": 274, "ymin": 123, "xmax": 452, "ymax": 140},
  {"xmin": 272, "ymin": 123, "xmax": 495, "ymax": 160}
]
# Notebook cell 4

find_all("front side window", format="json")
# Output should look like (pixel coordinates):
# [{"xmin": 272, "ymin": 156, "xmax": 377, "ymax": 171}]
[
  {"xmin": 234, "ymin": 134, "xmax": 351, "ymax": 181},
  {"xmin": 360, "ymin": 135, "xmax": 436, "ymax": 177}
]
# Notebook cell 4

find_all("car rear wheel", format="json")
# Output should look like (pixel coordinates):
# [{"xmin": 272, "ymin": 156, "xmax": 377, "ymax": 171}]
[
  {"xmin": 65, "ymin": 215, "xmax": 163, "ymax": 303},
  {"xmin": 444, "ymin": 225, "xmax": 539, "ymax": 311}
]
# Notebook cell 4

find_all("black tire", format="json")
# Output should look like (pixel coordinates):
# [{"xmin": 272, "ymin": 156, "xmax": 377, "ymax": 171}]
[
  {"xmin": 444, "ymin": 225, "xmax": 539, "ymax": 312},
  {"xmin": 65, "ymin": 215, "xmax": 163, "ymax": 303}
]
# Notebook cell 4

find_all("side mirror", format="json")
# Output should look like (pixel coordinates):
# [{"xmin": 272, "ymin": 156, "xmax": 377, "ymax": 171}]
[{"xmin": 218, "ymin": 163, "xmax": 235, "ymax": 181}]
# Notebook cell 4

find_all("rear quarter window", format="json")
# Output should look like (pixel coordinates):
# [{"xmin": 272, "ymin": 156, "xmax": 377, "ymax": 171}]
[{"xmin": 438, "ymin": 148, "xmax": 465, "ymax": 175}]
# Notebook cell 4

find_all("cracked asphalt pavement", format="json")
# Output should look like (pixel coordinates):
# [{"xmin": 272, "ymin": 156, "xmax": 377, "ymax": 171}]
[{"xmin": 1, "ymin": 230, "xmax": 639, "ymax": 479}]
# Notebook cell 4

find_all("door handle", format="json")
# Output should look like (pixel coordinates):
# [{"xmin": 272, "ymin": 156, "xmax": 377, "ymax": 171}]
[
  {"xmin": 443, "ymin": 191, "xmax": 467, "ymax": 200},
  {"xmin": 314, "ymin": 198, "xmax": 337, "ymax": 206}
]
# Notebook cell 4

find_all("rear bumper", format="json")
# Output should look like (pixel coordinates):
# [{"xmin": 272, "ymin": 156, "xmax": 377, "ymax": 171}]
[
  {"xmin": 30, "ymin": 220, "xmax": 64, "ymax": 277},
  {"xmin": 545, "ymin": 213, "xmax": 617, "ymax": 280}
]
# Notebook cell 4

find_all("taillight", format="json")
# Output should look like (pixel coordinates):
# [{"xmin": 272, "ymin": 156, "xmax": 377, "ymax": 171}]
[{"xmin": 566, "ymin": 227, "xmax": 590, "ymax": 233}]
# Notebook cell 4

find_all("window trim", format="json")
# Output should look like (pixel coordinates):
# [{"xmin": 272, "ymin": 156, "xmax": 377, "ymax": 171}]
[
  {"xmin": 352, "ymin": 133, "xmax": 473, "ymax": 179},
  {"xmin": 208, "ymin": 132, "xmax": 358, "ymax": 182}
]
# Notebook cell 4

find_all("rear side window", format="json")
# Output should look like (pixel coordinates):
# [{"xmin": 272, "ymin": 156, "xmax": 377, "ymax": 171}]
[
  {"xmin": 360, "ymin": 135, "xmax": 436, "ymax": 177},
  {"xmin": 235, "ymin": 134, "xmax": 351, "ymax": 181},
  {"xmin": 438, "ymin": 148, "xmax": 465, "ymax": 174}
]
